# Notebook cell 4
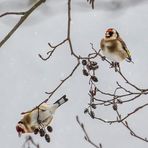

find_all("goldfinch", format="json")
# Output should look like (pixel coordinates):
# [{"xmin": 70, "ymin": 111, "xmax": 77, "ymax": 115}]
[
  {"xmin": 16, "ymin": 95, "xmax": 68, "ymax": 136},
  {"xmin": 100, "ymin": 28, "xmax": 132, "ymax": 65}
]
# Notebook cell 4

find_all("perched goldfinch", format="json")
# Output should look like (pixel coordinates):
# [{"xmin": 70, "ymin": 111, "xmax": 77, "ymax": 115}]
[
  {"xmin": 16, "ymin": 95, "xmax": 68, "ymax": 136},
  {"xmin": 100, "ymin": 28, "xmax": 132, "ymax": 65}
]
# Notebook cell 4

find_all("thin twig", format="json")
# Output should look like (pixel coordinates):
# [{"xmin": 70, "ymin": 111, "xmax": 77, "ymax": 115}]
[
  {"xmin": 76, "ymin": 116, "xmax": 102, "ymax": 148},
  {"xmin": 38, "ymin": 39, "xmax": 68, "ymax": 60},
  {"xmin": 45, "ymin": 59, "xmax": 80, "ymax": 99},
  {"xmin": 0, "ymin": 0, "xmax": 46, "ymax": 48},
  {"xmin": 116, "ymin": 111, "xmax": 148, "ymax": 143},
  {"xmin": 22, "ymin": 136, "xmax": 40, "ymax": 148},
  {"xmin": 0, "ymin": 12, "xmax": 25, "ymax": 17}
]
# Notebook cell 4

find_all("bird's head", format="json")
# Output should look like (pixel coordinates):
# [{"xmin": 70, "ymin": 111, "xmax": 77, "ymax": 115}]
[
  {"xmin": 105, "ymin": 28, "xmax": 119, "ymax": 40},
  {"xmin": 16, "ymin": 121, "xmax": 26, "ymax": 137}
]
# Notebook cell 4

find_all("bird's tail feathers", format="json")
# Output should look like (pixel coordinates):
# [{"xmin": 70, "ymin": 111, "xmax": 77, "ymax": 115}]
[
  {"xmin": 126, "ymin": 56, "xmax": 134, "ymax": 64},
  {"xmin": 53, "ymin": 95, "xmax": 68, "ymax": 108}
]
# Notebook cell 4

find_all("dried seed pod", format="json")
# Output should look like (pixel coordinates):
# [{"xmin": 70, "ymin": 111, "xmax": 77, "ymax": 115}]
[
  {"xmin": 39, "ymin": 129, "xmax": 45, "ymax": 137},
  {"xmin": 91, "ymin": 76, "xmax": 98, "ymax": 82},
  {"xmin": 83, "ymin": 69, "xmax": 89, "ymax": 76},
  {"xmin": 84, "ymin": 108, "xmax": 88, "ymax": 114},
  {"xmin": 45, "ymin": 134, "xmax": 50, "ymax": 143},
  {"xmin": 47, "ymin": 126, "xmax": 53, "ymax": 132},
  {"xmin": 34, "ymin": 128, "xmax": 39, "ymax": 135},
  {"xmin": 82, "ymin": 60, "xmax": 87, "ymax": 66}
]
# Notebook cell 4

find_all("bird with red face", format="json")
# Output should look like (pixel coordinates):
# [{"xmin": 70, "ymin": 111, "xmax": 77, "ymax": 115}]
[
  {"xmin": 16, "ymin": 95, "xmax": 68, "ymax": 137},
  {"xmin": 100, "ymin": 28, "xmax": 133, "ymax": 69}
]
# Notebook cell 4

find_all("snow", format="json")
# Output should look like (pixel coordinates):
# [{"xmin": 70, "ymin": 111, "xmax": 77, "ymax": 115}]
[{"xmin": 0, "ymin": 0, "xmax": 148, "ymax": 148}]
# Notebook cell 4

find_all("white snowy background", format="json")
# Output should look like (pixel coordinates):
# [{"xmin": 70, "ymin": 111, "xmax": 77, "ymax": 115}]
[{"xmin": 0, "ymin": 0, "xmax": 148, "ymax": 148}]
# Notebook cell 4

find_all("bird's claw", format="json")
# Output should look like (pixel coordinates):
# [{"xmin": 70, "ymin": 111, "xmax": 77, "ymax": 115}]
[
  {"xmin": 110, "ymin": 62, "xmax": 115, "ymax": 68},
  {"xmin": 110, "ymin": 62, "xmax": 120, "ymax": 72}
]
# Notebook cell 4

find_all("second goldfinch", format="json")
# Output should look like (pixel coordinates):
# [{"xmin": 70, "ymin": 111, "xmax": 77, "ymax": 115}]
[{"xmin": 16, "ymin": 95, "xmax": 68, "ymax": 136}]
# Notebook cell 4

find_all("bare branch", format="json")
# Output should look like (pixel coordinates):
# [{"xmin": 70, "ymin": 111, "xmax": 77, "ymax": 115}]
[
  {"xmin": 76, "ymin": 116, "xmax": 102, "ymax": 148},
  {"xmin": 38, "ymin": 39, "xmax": 68, "ymax": 60},
  {"xmin": 2, "ymin": 0, "xmax": 148, "ymax": 146},
  {"xmin": 116, "ymin": 111, "xmax": 148, "ymax": 143},
  {"xmin": 45, "ymin": 59, "xmax": 80, "ymax": 99},
  {"xmin": 0, "ymin": 0, "xmax": 46, "ymax": 48},
  {"xmin": 82, "ymin": 43, "xmax": 148, "ymax": 143}
]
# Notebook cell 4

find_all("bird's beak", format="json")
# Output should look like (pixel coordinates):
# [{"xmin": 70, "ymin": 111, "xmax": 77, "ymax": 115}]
[
  {"xmin": 18, "ymin": 132, "xmax": 22, "ymax": 137},
  {"xmin": 16, "ymin": 124, "xmax": 26, "ymax": 137},
  {"xmin": 106, "ymin": 32, "xmax": 110, "ymax": 37}
]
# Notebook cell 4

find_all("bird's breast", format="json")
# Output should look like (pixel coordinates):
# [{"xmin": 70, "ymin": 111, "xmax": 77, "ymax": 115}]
[{"xmin": 104, "ymin": 41, "xmax": 117, "ymax": 52}]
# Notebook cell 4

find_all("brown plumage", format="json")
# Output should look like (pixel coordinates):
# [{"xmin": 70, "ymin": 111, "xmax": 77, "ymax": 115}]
[
  {"xmin": 16, "ymin": 95, "xmax": 68, "ymax": 136},
  {"xmin": 100, "ymin": 28, "xmax": 132, "ymax": 63}
]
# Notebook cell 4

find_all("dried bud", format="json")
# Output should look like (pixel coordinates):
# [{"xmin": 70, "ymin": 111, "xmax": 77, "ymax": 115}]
[
  {"xmin": 34, "ymin": 128, "xmax": 39, "ymax": 135},
  {"xmin": 90, "ymin": 111, "xmax": 95, "ymax": 119},
  {"xmin": 39, "ymin": 129, "xmax": 45, "ymax": 137},
  {"xmin": 89, "ymin": 90, "xmax": 94, "ymax": 96},
  {"xmin": 130, "ymin": 131, "xmax": 134, "ymax": 136},
  {"xmin": 91, "ymin": 97, "xmax": 95, "ymax": 102},
  {"xmin": 47, "ymin": 126, "xmax": 53, "ymax": 132},
  {"xmin": 99, "ymin": 144, "xmax": 102, "ymax": 148},
  {"xmin": 91, "ymin": 104, "xmax": 96, "ymax": 109},
  {"xmin": 125, "ymin": 121, "xmax": 128, "ymax": 126},
  {"xmin": 84, "ymin": 108, "xmax": 88, "ymax": 114},
  {"xmin": 117, "ymin": 99, "xmax": 123, "ymax": 104},
  {"xmin": 82, "ymin": 60, "xmax": 87, "ymax": 66},
  {"xmin": 101, "ymin": 56, "xmax": 106, "ymax": 61},
  {"xmin": 83, "ymin": 69, "xmax": 89, "ymax": 76},
  {"xmin": 45, "ymin": 134, "xmax": 50, "ymax": 143},
  {"xmin": 112, "ymin": 104, "xmax": 117, "ymax": 111},
  {"xmin": 81, "ymin": 123, "xmax": 84, "ymax": 128},
  {"xmin": 91, "ymin": 76, "xmax": 98, "ymax": 82},
  {"xmin": 84, "ymin": 136, "xmax": 88, "ymax": 141}
]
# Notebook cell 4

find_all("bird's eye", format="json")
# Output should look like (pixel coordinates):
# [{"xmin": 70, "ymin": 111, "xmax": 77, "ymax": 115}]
[{"xmin": 18, "ymin": 121, "xmax": 24, "ymax": 124}]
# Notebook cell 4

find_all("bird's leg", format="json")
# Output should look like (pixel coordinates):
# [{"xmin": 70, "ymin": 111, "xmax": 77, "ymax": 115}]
[
  {"xmin": 37, "ymin": 107, "xmax": 42, "ymax": 125},
  {"xmin": 115, "ymin": 62, "xmax": 117, "ymax": 72},
  {"xmin": 114, "ymin": 62, "xmax": 120, "ymax": 72},
  {"xmin": 110, "ymin": 61, "xmax": 115, "ymax": 68},
  {"xmin": 117, "ymin": 62, "xmax": 121, "ymax": 72}
]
